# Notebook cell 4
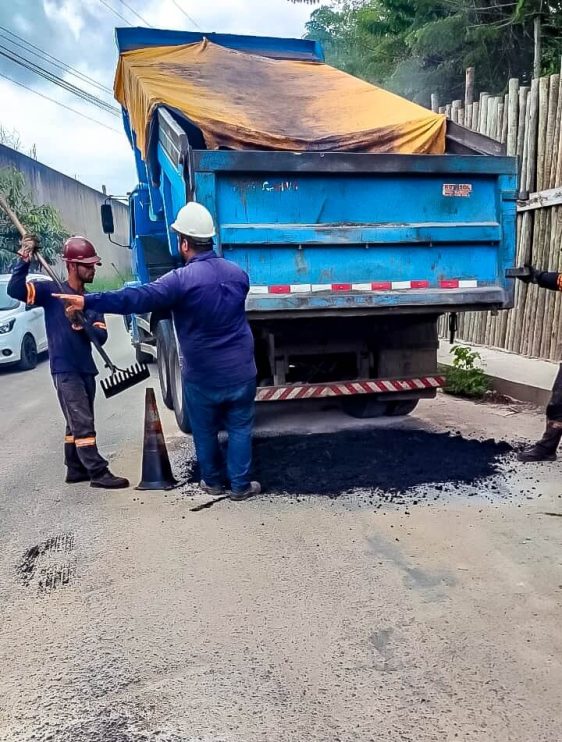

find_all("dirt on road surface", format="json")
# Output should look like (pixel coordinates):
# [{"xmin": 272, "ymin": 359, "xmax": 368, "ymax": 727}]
[{"xmin": 1, "ymin": 318, "xmax": 562, "ymax": 742}]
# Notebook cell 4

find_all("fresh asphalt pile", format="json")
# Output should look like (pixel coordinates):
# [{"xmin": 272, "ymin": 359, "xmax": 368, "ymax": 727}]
[{"xmin": 176, "ymin": 429, "xmax": 520, "ymax": 503}]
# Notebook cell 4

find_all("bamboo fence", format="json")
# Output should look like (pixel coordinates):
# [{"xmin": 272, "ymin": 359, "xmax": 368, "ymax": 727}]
[{"xmin": 435, "ymin": 66, "xmax": 562, "ymax": 360}]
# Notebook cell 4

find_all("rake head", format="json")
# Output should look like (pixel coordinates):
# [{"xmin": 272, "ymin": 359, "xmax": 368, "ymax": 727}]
[{"xmin": 100, "ymin": 363, "xmax": 150, "ymax": 399}]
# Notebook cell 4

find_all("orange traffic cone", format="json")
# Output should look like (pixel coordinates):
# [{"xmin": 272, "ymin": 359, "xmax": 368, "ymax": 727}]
[{"xmin": 136, "ymin": 387, "xmax": 178, "ymax": 491}]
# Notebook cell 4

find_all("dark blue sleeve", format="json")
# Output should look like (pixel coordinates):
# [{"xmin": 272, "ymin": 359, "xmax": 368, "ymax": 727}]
[
  {"xmin": 7, "ymin": 259, "xmax": 54, "ymax": 306},
  {"xmin": 536, "ymin": 272, "xmax": 562, "ymax": 292},
  {"xmin": 84, "ymin": 270, "xmax": 182, "ymax": 315}
]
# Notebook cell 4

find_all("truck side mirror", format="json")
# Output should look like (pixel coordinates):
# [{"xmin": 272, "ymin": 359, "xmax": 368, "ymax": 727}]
[{"xmin": 101, "ymin": 203, "xmax": 115, "ymax": 235}]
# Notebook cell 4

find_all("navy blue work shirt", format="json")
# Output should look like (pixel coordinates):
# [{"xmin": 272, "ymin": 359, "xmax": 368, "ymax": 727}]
[
  {"xmin": 7, "ymin": 259, "xmax": 107, "ymax": 375},
  {"xmin": 84, "ymin": 251, "xmax": 256, "ymax": 387}
]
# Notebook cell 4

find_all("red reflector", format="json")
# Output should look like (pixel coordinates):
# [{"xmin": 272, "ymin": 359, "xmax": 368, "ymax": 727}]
[
  {"xmin": 269, "ymin": 285, "xmax": 291, "ymax": 294},
  {"xmin": 411, "ymin": 280, "xmax": 430, "ymax": 289},
  {"xmin": 371, "ymin": 281, "xmax": 392, "ymax": 290},
  {"xmin": 440, "ymin": 280, "xmax": 459, "ymax": 289},
  {"xmin": 332, "ymin": 283, "xmax": 352, "ymax": 292}
]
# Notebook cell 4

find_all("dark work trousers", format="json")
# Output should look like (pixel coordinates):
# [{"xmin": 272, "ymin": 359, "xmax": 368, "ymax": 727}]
[
  {"xmin": 53, "ymin": 372, "xmax": 108, "ymax": 478},
  {"xmin": 546, "ymin": 364, "xmax": 562, "ymax": 424}
]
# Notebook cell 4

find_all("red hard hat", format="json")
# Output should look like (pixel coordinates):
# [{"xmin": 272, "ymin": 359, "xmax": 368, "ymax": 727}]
[{"xmin": 62, "ymin": 236, "xmax": 101, "ymax": 265}]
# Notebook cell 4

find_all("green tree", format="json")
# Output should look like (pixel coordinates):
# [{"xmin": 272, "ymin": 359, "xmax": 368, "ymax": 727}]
[
  {"xmin": 291, "ymin": 0, "xmax": 562, "ymax": 106},
  {"xmin": 0, "ymin": 167, "xmax": 68, "ymax": 272}
]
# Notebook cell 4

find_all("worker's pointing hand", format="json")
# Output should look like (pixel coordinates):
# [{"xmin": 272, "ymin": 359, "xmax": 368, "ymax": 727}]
[{"xmin": 53, "ymin": 293, "xmax": 85, "ymax": 311}]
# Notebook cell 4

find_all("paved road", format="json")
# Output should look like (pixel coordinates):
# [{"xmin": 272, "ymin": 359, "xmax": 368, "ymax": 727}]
[{"xmin": 1, "ymin": 318, "xmax": 562, "ymax": 741}]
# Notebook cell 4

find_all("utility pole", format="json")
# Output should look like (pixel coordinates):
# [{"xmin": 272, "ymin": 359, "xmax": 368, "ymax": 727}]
[
  {"xmin": 533, "ymin": 15, "xmax": 541, "ymax": 79},
  {"xmin": 465, "ymin": 67, "xmax": 475, "ymax": 108}
]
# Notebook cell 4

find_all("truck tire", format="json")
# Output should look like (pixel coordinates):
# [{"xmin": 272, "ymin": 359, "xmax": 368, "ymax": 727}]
[
  {"xmin": 386, "ymin": 399, "xmax": 419, "ymax": 416},
  {"xmin": 342, "ymin": 395, "xmax": 387, "ymax": 419},
  {"xmin": 156, "ymin": 320, "xmax": 174, "ymax": 410},
  {"xmin": 170, "ymin": 342, "xmax": 192, "ymax": 434}
]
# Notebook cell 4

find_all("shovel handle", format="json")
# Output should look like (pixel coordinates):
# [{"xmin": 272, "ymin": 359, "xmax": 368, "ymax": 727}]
[
  {"xmin": 0, "ymin": 191, "xmax": 118, "ymax": 373},
  {"xmin": 0, "ymin": 194, "xmax": 27, "ymax": 237},
  {"xmin": 0, "ymin": 192, "xmax": 61, "ymax": 285}
]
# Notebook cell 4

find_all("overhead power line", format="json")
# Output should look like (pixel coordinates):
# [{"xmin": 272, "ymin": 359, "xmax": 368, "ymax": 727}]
[
  {"xmin": 0, "ymin": 24, "xmax": 113, "ymax": 96},
  {"xmin": 171, "ymin": 0, "xmax": 202, "ymax": 30},
  {"xmin": 97, "ymin": 0, "xmax": 134, "ymax": 26},
  {"xmin": 0, "ymin": 71, "xmax": 122, "ymax": 135},
  {"xmin": 0, "ymin": 45, "xmax": 120, "ymax": 117},
  {"xmin": 115, "ymin": 0, "xmax": 153, "ymax": 27}
]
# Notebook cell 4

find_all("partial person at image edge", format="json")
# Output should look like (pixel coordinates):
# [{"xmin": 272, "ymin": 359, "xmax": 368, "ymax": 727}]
[{"xmin": 516, "ymin": 267, "xmax": 562, "ymax": 462}]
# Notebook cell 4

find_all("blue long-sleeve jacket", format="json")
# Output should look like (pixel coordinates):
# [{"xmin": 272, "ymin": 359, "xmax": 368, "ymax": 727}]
[
  {"xmin": 84, "ymin": 250, "xmax": 256, "ymax": 387},
  {"xmin": 7, "ymin": 259, "xmax": 107, "ymax": 376}
]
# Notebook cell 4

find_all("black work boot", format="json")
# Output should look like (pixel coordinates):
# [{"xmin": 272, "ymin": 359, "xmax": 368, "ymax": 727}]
[
  {"xmin": 65, "ymin": 469, "xmax": 90, "ymax": 484},
  {"xmin": 90, "ymin": 469, "xmax": 130, "ymax": 489},
  {"xmin": 518, "ymin": 421, "xmax": 562, "ymax": 462}
]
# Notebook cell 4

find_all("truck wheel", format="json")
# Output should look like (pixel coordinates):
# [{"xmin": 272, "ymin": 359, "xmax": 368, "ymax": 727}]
[
  {"xmin": 18, "ymin": 334, "xmax": 38, "ymax": 371},
  {"xmin": 156, "ymin": 321, "xmax": 174, "ymax": 410},
  {"xmin": 386, "ymin": 399, "xmax": 419, "ymax": 416},
  {"xmin": 170, "ymin": 342, "xmax": 192, "ymax": 434},
  {"xmin": 342, "ymin": 395, "xmax": 387, "ymax": 419}
]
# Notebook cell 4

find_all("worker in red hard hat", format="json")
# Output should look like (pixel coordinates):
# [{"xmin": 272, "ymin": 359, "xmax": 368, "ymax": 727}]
[{"xmin": 7, "ymin": 235, "xmax": 129, "ymax": 489}]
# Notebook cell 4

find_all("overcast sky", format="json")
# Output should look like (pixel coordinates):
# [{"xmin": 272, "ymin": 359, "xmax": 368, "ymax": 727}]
[{"xmin": 0, "ymin": 0, "xmax": 314, "ymax": 194}]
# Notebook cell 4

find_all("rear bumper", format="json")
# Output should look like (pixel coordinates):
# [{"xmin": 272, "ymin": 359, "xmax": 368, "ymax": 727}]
[
  {"xmin": 256, "ymin": 375, "xmax": 445, "ymax": 402},
  {"xmin": 246, "ymin": 286, "xmax": 511, "ymax": 317}
]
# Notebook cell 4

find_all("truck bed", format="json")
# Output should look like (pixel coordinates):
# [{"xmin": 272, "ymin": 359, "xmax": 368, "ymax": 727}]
[{"xmin": 157, "ymin": 131, "xmax": 517, "ymax": 316}]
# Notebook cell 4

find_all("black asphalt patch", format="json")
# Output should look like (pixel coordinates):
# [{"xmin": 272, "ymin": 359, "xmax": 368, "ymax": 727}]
[{"xmin": 181, "ymin": 430, "xmax": 513, "ymax": 498}]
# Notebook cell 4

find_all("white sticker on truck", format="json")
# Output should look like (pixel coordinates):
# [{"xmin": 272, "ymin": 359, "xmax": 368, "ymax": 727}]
[{"xmin": 442, "ymin": 183, "xmax": 472, "ymax": 197}]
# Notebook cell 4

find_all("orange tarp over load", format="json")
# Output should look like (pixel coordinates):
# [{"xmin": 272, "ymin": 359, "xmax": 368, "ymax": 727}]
[{"xmin": 115, "ymin": 38, "xmax": 445, "ymax": 158}]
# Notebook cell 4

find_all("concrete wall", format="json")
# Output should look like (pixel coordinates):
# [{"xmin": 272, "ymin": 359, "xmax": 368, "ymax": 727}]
[{"xmin": 0, "ymin": 144, "xmax": 131, "ymax": 281}]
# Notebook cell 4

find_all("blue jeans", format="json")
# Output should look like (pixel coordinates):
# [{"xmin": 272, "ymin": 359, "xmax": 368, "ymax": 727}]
[{"xmin": 184, "ymin": 379, "xmax": 256, "ymax": 493}]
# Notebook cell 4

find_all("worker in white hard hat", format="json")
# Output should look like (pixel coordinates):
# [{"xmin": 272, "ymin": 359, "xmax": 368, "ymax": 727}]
[{"xmin": 55, "ymin": 201, "xmax": 260, "ymax": 501}]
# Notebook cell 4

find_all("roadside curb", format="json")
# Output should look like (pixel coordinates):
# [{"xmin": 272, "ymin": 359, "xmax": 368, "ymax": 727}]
[{"xmin": 438, "ymin": 341, "xmax": 559, "ymax": 408}]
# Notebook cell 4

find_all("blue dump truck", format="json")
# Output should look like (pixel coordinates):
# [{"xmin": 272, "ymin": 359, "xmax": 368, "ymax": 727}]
[{"xmin": 101, "ymin": 28, "xmax": 517, "ymax": 432}]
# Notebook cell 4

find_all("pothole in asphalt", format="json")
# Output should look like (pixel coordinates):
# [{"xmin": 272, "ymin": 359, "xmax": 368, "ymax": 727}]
[{"xmin": 174, "ymin": 429, "xmax": 521, "ymax": 503}]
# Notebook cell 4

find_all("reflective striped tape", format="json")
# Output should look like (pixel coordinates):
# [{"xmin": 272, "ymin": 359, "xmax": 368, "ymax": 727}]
[
  {"xmin": 249, "ymin": 280, "xmax": 477, "ymax": 295},
  {"xmin": 256, "ymin": 376, "xmax": 445, "ymax": 402},
  {"xmin": 75, "ymin": 436, "xmax": 96, "ymax": 448},
  {"xmin": 26, "ymin": 282, "xmax": 36, "ymax": 305}
]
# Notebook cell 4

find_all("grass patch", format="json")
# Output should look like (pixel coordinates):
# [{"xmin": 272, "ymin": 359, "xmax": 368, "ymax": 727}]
[{"xmin": 91, "ymin": 274, "xmax": 133, "ymax": 292}]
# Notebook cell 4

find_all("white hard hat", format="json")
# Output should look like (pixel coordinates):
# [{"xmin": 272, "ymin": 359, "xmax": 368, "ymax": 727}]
[{"xmin": 171, "ymin": 202, "xmax": 216, "ymax": 240}]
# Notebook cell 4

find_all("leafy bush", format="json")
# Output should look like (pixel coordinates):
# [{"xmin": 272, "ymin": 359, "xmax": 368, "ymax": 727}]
[
  {"xmin": 442, "ymin": 345, "xmax": 489, "ymax": 398},
  {"xmin": 0, "ymin": 167, "xmax": 69, "ymax": 272}
]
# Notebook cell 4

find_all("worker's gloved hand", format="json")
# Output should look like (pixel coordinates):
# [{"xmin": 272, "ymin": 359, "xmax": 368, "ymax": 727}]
[
  {"xmin": 64, "ymin": 305, "xmax": 84, "ymax": 331},
  {"xmin": 17, "ymin": 234, "xmax": 40, "ymax": 262},
  {"xmin": 516, "ymin": 266, "xmax": 539, "ymax": 284},
  {"xmin": 54, "ymin": 293, "xmax": 86, "ymax": 329}
]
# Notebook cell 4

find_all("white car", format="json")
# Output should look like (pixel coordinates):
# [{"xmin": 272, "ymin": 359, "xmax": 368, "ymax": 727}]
[{"xmin": 0, "ymin": 273, "xmax": 49, "ymax": 370}]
